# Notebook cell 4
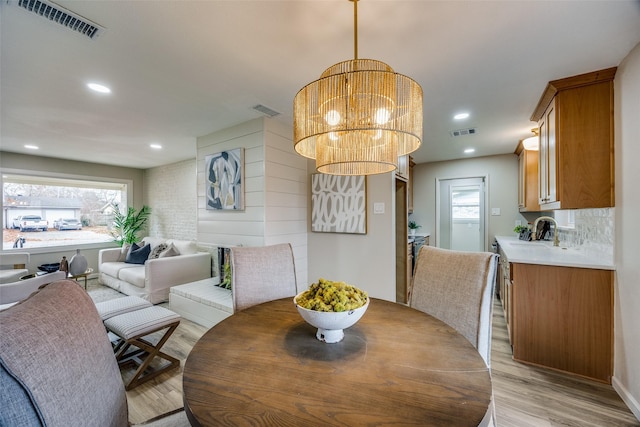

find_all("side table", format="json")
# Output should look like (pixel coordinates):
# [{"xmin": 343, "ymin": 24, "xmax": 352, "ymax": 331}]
[{"xmin": 68, "ymin": 268, "xmax": 93, "ymax": 290}]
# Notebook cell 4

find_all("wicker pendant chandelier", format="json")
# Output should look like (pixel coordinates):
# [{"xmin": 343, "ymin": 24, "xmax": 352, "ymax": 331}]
[{"xmin": 293, "ymin": 0, "xmax": 423, "ymax": 176}]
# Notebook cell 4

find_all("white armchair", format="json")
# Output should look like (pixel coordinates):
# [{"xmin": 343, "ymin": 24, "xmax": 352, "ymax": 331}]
[
  {"xmin": 0, "ymin": 271, "xmax": 66, "ymax": 310},
  {"xmin": 0, "ymin": 252, "xmax": 30, "ymax": 284}
]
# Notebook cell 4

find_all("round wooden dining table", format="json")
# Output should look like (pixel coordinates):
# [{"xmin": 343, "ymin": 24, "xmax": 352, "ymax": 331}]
[{"xmin": 183, "ymin": 298, "xmax": 492, "ymax": 427}]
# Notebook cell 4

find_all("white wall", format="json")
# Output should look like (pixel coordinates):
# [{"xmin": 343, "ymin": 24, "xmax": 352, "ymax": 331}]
[
  {"xmin": 144, "ymin": 159, "xmax": 197, "ymax": 241},
  {"xmin": 412, "ymin": 153, "xmax": 521, "ymax": 250},
  {"xmin": 196, "ymin": 118, "xmax": 308, "ymax": 288},
  {"xmin": 307, "ymin": 171, "xmax": 396, "ymax": 302},
  {"xmin": 263, "ymin": 119, "xmax": 308, "ymax": 287},
  {"xmin": 613, "ymin": 41, "xmax": 640, "ymax": 420}
]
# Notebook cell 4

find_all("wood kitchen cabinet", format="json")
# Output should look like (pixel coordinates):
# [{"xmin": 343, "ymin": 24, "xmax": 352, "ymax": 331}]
[
  {"xmin": 531, "ymin": 67, "xmax": 616, "ymax": 210},
  {"xmin": 497, "ymin": 246, "xmax": 514, "ymax": 345},
  {"xmin": 511, "ymin": 263, "xmax": 613, "ymax": 383},
  {"xmin": 515, "ymin": 140, "xmax": 540, "ymax": 212},
  {"xmin": 396, "ymin": 155, "xmax": 409, "ymax": 181},
  {"xmin": 408, "ymin": 157, "xmax": 415, "ymax": 213},
  {"xmin": 406, "ymin": 242, "xmax": 413, "ymax": 301}
]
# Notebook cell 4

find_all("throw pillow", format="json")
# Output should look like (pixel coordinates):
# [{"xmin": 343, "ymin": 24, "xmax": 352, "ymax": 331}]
[
  {"xmin": 158, "ymin": 243, "xmax": 180, "ymax": 258},
  {"xmin": 148, "ymin": 243, "xmax": 168, "ymax": 260},
  {"xmin": 125, "ymin": 243, "xmax": 151, "ymax": 264},
  {"xmin": 117, "ymin": 244, "xmax": 130, "ymax": 262},
  {"xmin": 167, "ymin": 240, "xmax": 197, "ymax": 255},
  {"xmin": 118, "ymin": 241, "xmax": 144, "ymax": 262}
]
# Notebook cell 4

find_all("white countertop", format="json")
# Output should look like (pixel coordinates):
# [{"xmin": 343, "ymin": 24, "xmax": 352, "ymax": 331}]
[
  {"xmin": 495, "ymin": 235, "xmax": 615, "ymax": 270},
  {"xmin": 408, "ymin": 233, "xmax": 430, "ymax": 243}
]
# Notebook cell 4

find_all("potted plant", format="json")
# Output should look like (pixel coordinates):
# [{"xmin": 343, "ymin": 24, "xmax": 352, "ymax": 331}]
[
  {"xmin": 514, "ymin": 224, "xmax": 531, "ymax": 241},
  {"xmin": 110, "ymin": 204, "xmax": 151, "ymax": 246},
  {"xmin": 408, "ymin": 220, "xmax": 421, "ymax": 237}
]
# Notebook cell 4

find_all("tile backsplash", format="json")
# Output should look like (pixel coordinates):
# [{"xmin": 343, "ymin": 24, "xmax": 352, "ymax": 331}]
[{"xmin": 557, "ymin": 208, "xmax": 614, "ymax": 258}]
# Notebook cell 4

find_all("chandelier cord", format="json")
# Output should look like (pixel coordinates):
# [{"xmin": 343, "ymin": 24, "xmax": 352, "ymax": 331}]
[{"xmin": 353, "ymin": 0, "xmax": 358, "ymax": 60}]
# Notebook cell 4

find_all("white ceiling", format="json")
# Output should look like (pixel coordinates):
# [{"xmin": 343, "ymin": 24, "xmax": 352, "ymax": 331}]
[{"xmin": 2, "ymin": 0, "xmax": 639, "ymax": 170}]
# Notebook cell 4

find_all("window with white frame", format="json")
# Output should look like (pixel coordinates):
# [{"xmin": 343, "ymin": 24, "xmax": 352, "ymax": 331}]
[
  {"xmin": 554, "ymin": 210, "xmax": 576, "ymax": 229},
  {"xmin": 2, "ymin": 173, "xmax": 129, "ymax": 250}
]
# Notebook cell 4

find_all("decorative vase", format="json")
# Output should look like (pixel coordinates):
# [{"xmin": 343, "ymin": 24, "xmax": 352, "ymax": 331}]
[
  {"xmin": 409, "ymin": 229, "xmax": 416, "ymax": 237},
  {"xmin": 69, "ymin": 249, "xmax": 88, "ymax": 276}
]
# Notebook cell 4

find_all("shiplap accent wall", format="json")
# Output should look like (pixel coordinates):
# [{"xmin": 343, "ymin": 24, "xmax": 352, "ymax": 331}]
[
  {"xmin": 144, "ymin": 158, "xmax": 197, "ymax": 241},
  {"xmin": 196, "ymin": 118, "xmax": 308, "ymax": 288}
]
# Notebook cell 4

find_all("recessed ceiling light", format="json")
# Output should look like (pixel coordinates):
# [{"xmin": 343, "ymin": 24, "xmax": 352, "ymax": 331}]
[
  {"xmin": 24, "ymin": 144, "xmax": 39, "ymax": 150},
  {"xmin": 454, "ymin": 112, "xmax": 470, "ymax": 120},
  {"xmin": 464, "ymin": 148, "xmax": 475, "ymax": 154},
  {"xmin": 87, "ymin": 83, "xmax": 111, "ymax": 94},
  {"xmin": 150, "ymin": 144, "xmax": 162, "ymax": 149}
]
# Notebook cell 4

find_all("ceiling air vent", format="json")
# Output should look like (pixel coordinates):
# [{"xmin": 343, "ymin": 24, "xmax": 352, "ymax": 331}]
[
  {"xmin": 16, "ymin": 0, "xmax": 104, "ymax": 39},
  {"xmin": 253, "ymin": 104, "xmax": 281, "ymax": 118},
  {"xmin": 450, "ymin": 127, "xmax": 477, "ymax": 137}
]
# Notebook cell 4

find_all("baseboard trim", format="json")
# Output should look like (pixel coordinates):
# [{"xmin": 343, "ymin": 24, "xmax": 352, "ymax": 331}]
[{"xmin": 612, "ymin": 376, "xmax": 640, "ymax": 421}]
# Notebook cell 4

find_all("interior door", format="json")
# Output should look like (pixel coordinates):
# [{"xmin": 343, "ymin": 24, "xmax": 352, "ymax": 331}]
[{"xmin": 437, "ymin": 177, "xmax": 486, "ymax": 252}]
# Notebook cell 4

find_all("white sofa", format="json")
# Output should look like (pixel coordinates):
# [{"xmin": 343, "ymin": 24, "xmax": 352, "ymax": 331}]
[{"xmin": 98, "ymin": 237, "xmax": 212, "ymax": 304}]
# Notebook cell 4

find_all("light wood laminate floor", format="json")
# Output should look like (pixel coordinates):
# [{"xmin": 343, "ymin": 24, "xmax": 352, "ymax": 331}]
[
  {"xmin": 491, "ymin": 298, "xmax": 639, "ymax": 426},
  {"xmin": 104, "ymin": 283, "xmax": 637, "ymax": 425}
]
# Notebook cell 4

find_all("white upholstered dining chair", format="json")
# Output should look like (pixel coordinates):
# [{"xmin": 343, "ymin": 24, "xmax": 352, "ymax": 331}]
[
  {"xmin": 230, "ymin": 243, "xmax": 298, "ymax": 312},
  {"xmin": 409, "ymin": 245, "xmax": 499, "ymax": 427}
]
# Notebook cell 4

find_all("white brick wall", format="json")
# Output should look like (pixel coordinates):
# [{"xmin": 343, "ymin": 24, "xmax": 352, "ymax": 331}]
[{"xmin": 144, "ymin": 159, "xmax": 197, "ymax": 240}]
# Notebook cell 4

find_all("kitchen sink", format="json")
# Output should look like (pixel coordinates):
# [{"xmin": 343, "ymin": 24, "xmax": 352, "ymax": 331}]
[
  {"xmin": 508, "ymin": 242, "xmax": 549, "ymax": 248},
  {"xmin": 508, "ymin": 241, "xmax": 572, "ymax": 250}
]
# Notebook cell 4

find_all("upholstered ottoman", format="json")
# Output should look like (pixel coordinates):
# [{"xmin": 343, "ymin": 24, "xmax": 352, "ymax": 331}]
[
  {"xmin": 95, "ymin": 295, "xmax": 153, "ymax": 321},
  {"xmin": 104, "ymin": 306, "xmax": 181, "ymax": 390}
]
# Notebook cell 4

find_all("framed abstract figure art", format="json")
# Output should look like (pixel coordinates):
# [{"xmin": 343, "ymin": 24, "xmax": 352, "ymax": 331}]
[{"xmin": 206, "ymin": 148, "xmax": 244, "ymax": 210}]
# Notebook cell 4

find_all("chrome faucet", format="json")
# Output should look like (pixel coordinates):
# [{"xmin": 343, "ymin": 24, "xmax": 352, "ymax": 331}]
[{"xmin": 532, "ymin": 216, "xmax": 560, "ymax": 246}]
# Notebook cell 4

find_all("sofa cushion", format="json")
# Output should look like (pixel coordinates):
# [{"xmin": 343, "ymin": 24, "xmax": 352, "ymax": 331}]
[
  {"xmin": 167, "ymin": 239, "xmax": 197, "ymax": 255},
  {"xmin": 125, "ymin": 243, "xmax": 151, "ymax": 264},
  {"xmin": 118, "ymin": 266, "xmax": 146, "ymax": 288},
  {"xmin": 99, "ymin": 262, "xmax": 139, "ymax": 278}
]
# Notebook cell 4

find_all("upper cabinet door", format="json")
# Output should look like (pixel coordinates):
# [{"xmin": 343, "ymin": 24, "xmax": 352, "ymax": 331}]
[
  {"xmin": 515, "ymin": 141, "xmax": 540, "ymax": 212},
  {"xmin": 531, "ymin": 68, "xmax": 616, "ymax": 211},
  {"xmin": 538, "ymin": 98, "xmax": 557, "ymax": 207}
]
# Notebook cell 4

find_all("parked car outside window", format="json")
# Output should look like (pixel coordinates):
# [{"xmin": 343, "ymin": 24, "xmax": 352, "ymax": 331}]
[
  {"xmin": 53, "ymin": 218, "xmax": 82, "ymax": 231},
  {"xmin": 12, "ymin": 215, "xmax": 48, "ymax": 232}
]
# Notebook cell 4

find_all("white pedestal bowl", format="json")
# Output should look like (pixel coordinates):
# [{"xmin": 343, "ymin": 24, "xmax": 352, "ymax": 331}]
[{"xmin": 294, "ymin": 293, "xmax": 369, "ymax": 343}]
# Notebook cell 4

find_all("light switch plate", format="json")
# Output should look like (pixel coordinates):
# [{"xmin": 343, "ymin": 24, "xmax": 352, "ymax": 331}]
[
  {"xmin": 373, "ymin": 202, "xmax": 385, "ymax": 214},
  {"xmin": 491, "ymin": 208, "xmax": 501, "ymax": 216}
]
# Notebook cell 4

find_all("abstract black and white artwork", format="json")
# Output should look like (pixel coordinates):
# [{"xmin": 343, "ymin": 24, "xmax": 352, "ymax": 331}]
[
  {"xmin": 206, "ymin": 148, "xmax": 244, "ymax": 210},
  {"xmin": 311, "ymin": 174, "xmax": 366, "ymax": 234}
]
